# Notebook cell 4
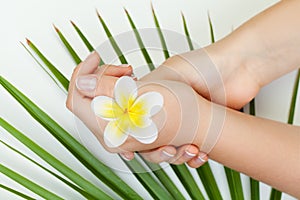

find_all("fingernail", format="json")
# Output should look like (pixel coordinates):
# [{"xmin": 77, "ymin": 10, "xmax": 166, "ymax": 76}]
[
  {"xmin": 84, "ymin": 51, "xmax": 96, "ymax": 61},
  {"xmin": 120, "ymin": 153, "xmax": 133, "ymax": 161},
  {"xmin": 196, "ymin": 153, "xmax": 208, "ymax": 164},
  {"xmin": 185, "ymin": 150, "xmax": 196, "ymax": 158},
  {"xmin": 119, "ymin": 64, "xmax": 131, "ymax": 67},
  {"xmin": 161, "ymin": 150, "xmax": 175, "ymax": 161},
  {"xmin": 76, "ymin": 76, "xmax": 97, "ymax": 91},
  {"xmin": 131, "ymin": 73, "xmax": 137, "ymax": 80}
]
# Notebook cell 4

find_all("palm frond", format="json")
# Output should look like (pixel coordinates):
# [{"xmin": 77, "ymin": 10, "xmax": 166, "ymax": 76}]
[
  {"xmin": 124, "ymin": 8, "xmax": 155, "ymax": 71},
  {"xmin": 151, "ymin": 3, "xmax": 170, "ymax": 59},
  {"xmin": 53, "ymin": 25, "xmax": 82, "ymax": 64},
  {"xmin": 0, "ymin": 140, "xmax": 94, "ymax": 199},
  {"xmin": 0, "ymin": 76, "xmax": 142, "ymax": 200},
  {"xmin": 26, "ymin": 39, "xmax": 69, "ymax": 91},
  {"xmin": 0, "ymin": 184, "xmax": 36, "ymax": 200},
  {"xmin": 0, "ymin": 118, "xmax": 111, "ymax": 200},
  {"xmin": 70, "ymin": 21, "xmax": 105, "ymax": 66},
  {"xmin": 181, "ymin": 12, "xmax": 194, "ymax": 51},
  {"xmin": 96, "ymin": 10, "xmax": 127, "ymax": 64},
  {"xmin": 171, "ymin": 164, "xmax": 205, "ymax": 199},
  {"xmin": 122, "ymin": 157, "xmax": 173, "ymax": 199},
  {"xmin": 0, "ymin": 164, "xmax": 63, "ymax": 200}
]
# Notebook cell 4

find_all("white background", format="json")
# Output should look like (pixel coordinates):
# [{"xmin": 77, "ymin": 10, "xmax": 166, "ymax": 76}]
[{"xmin": 0, "ymin": 0, "xmax": 299, "ymax": 199}]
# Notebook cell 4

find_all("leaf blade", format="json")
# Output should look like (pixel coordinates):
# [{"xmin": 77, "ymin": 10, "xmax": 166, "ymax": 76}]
[
  {"xmin": 124, "ymin": 8, "xmax": 155, "ymax": 71},
  {"xmin": 53, "ymin": 25, "xmax": 82, "ymax": 64},
  {"xmin": 151, "ymin": 4, "xmax": 170, "ymax": 60},
  {"xmin": 171, "ymin": 164, "xmax": 205, "ymax": 200},
  {"xmin": 0, "ymin": 140, "xmax": 95, "ymax": 200},
  {"xmin": 0, "ymin": 76, "xmax": 142, "ymax": 200},
  {"xmin": 121, "ymin": 156, "xmax": 173, "ymax": 199},
  {"xmin": 0, "ymin": 184, "xmax": 36, "ymax": 200},
  {"xmin": 0, "ymin": 164, "xmax": 63, "ymax": 200},
  {"xmin": 0, "ymin": 118, "xmax": 111, "ymax": 200},
  {"xmin": 70, "ymin": 21, "xmax": 105, "ymax": 66},
  {"xmin": 26, "ymin": 39, "xmax": 69, "ymax": 91},
  {"xmin": 96, "ymin": 10, "xmax": 127, "ymax": 64},
  {"xmin": 197, "ymin": 162, "xmax": 222, "ymax": 200}
]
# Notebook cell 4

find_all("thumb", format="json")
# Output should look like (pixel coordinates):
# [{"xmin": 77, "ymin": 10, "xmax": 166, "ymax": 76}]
[{"xmin": 75, "ymin": 75, "xmax": 117, "ymax": 98}]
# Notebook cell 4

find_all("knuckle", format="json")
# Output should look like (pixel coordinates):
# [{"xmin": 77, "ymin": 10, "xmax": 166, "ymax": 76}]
[
  {"xmin": 65, "ymin": 99, "xmax": 73, "ymax": 112},
  {"xmin": 162, "ymin": 55, "xmax": 181, "ymax": 66}
]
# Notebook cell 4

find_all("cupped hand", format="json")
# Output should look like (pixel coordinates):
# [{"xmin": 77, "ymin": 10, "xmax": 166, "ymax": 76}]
[{"xmin": 67, "ymin": 52, "xmax": 211, "ymax": 161}]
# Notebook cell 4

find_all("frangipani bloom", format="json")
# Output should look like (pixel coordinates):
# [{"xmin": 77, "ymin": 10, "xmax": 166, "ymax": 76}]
[{"xmin": 91, "ymin": 76, "xmax": 164, "ymax": 148}]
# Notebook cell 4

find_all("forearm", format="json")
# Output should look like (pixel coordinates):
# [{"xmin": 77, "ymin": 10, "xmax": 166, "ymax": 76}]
[
  {"xmin": 209, "ymin": 0, "xmax": 300, "ymax": 88},
  {"xmin": 203, "ymin": 103, "xmax": 300, "ymax": 197}
]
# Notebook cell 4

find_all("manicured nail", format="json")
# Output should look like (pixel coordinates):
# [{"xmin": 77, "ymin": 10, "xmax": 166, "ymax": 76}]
[
  {"xmin": 131, "ymin": 73, "xmax": 137, "ymax": 80},
  {"xmin": 197, "ymin": 153, "xmax": 208, "ymax": 164},
  {"xmin": 161, "ymin": 150, "xmax": 175, "ymax": 161},
  {"xmin": 120, "ymin": 153, "xmax": 133, "ymax": 161},
  {"xmin": 76, "ymin": 76, "xmax": 97, "ymax": 91},
  {"xmin": 119, "ymin": 64, "xmax": 131, "ymax": 67},
  {"xmin": 84, "ymin": 51, "xmax": 96, "ymax": 61},
  {"xmin": 185, "ymin": 150, "xmax": 196, "ymax": 158}
]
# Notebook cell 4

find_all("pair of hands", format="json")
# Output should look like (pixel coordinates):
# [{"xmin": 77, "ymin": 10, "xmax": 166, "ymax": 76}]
[{"xmin": 66, "ymin": 49, "xmax": 260, "ymax": 168}]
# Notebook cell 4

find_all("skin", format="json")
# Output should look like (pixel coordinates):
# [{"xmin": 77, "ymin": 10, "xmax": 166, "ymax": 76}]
[{"xmin": 67, "ymin": 0, "xmax": 300, "ymax": 197}]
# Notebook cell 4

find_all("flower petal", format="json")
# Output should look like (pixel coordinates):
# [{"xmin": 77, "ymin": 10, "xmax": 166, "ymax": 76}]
[
  {"xmin": 114, "ymin": 76, "xmax": 137, "ymax": 110},
  {"xmin": 128, "ymin": 112, "xmax": 152, "ymax": 128},
  {"xmin": 130, "ymin": 91, "xmax": 163, "ymax": 117},
  {"xmin": 91, "ymin": 96, "xmax": 123, "ymax": 120},
  {"xmin": 129, "ymin": 121, "xmax": 158, "ymax": 144},
  {"xmin": 104, "ymin": 120, "xmax": 129, "ymax": 148}
]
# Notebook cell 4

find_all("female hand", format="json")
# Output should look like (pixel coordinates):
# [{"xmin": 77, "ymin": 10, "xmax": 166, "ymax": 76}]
[{"xmin": 66, "ymin": 52, "xmax": 211, "ymax": 156}]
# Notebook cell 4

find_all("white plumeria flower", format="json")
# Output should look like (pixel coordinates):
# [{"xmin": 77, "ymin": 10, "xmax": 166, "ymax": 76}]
[{"xmin": 91, "ymin": 76, "xmax": 164, "ymax": 148}]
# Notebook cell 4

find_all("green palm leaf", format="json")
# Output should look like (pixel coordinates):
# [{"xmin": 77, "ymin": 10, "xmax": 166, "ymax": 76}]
[
  {"xmin": 53, "ymin": 25, "xmax": 82, "ymax": 64},
  {"xmin": 26, "ymin": 39, "xmax": 69, "ymax": 91},
  {"xmin": 96, "ymin": 10, "xmax": 127, "ymax": 64},
  {"xmin": 0, "ymin": 184, "xmax": 35, "ymax": 200},
  {"xmin": 0, "ymin": 140, "xmax": 95, "ymax": 199},
  {"xmin": 124, "ymin": 8, "xmax": 155, "ymax": 71},
  {"xmin": 181, "ymin": 12, "xmax": 194, "ymax": 51},
  {"xmin": 0, "ymin": 164, "xmax": 63, "ymax": 200},
  {"xmin": 0, "ymin": 118, "xmax": 111, "ymax": 200},
  {"xmin": 122, "ymin": 157, "xmax": 173, "ymax": 199},
  {"xmin": 171, "ymin": 164, "xmax": 205, "ymax": 199},
  {"xmin": 151, "ymin": 4, "xmax": 170, "ymax": 59},
  {"xmin": 70, "ymin": 21, "xmax": 105, "ymax": 66},
  {"xmin": 0, "ymin": 76, "xmax": 142, "ymax": 200},
  {"xmin": 142, "ymin": 159, "xmax": 185, "ymax": 200}
]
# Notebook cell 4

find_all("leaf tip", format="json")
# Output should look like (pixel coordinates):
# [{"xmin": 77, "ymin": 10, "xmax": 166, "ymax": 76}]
[
  {"xmin": 53, "ymin": 24, "xmax": 59, "ymax": 33},
  {"xmin": 150, "ymin": 2, "xmax": 154, "ymax": 12},
  {"xmin": 96, "ymin": 9, "xmax": 101, "ymax": 19},
  {"xmin": 123, "ymin": 7, "xmax": 128, "ymax": 14},
  {"xmin": 25, "ymin": 38, "xmax": 31, "ymax": 45},
  {"xmin": 70, "ymin": 20, "xmax": 76, "ymax": 27}
]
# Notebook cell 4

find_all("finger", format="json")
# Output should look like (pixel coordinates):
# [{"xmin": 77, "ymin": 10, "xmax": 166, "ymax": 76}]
[
  {"xmin": 77, "ymin": 51, "xmax": 101, "ymax": 76},
  {"xmin": 119, "ymin": 152, "xmax": 135, "ymax": 161},
  {"xmin": 170, "ymin": 144, "xmax": 199, "ymax": 165},
  {"xmin": 75, "ymin": 65, "xmax": 133, "ymax": 97},
  {"xmin": 139, "ymin": 146, "xmax": 176, "ymax": 163},
  {"xmin": 187, "ymin": 152, "xmax": 208, "ymax": 168},
  {"xmin": 67, "ymin": 51, "xmax": 101, "ymax": 102},
  {"xmin": 97, "ymin": 64, "xmax": 133, "ymax": 77}
]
